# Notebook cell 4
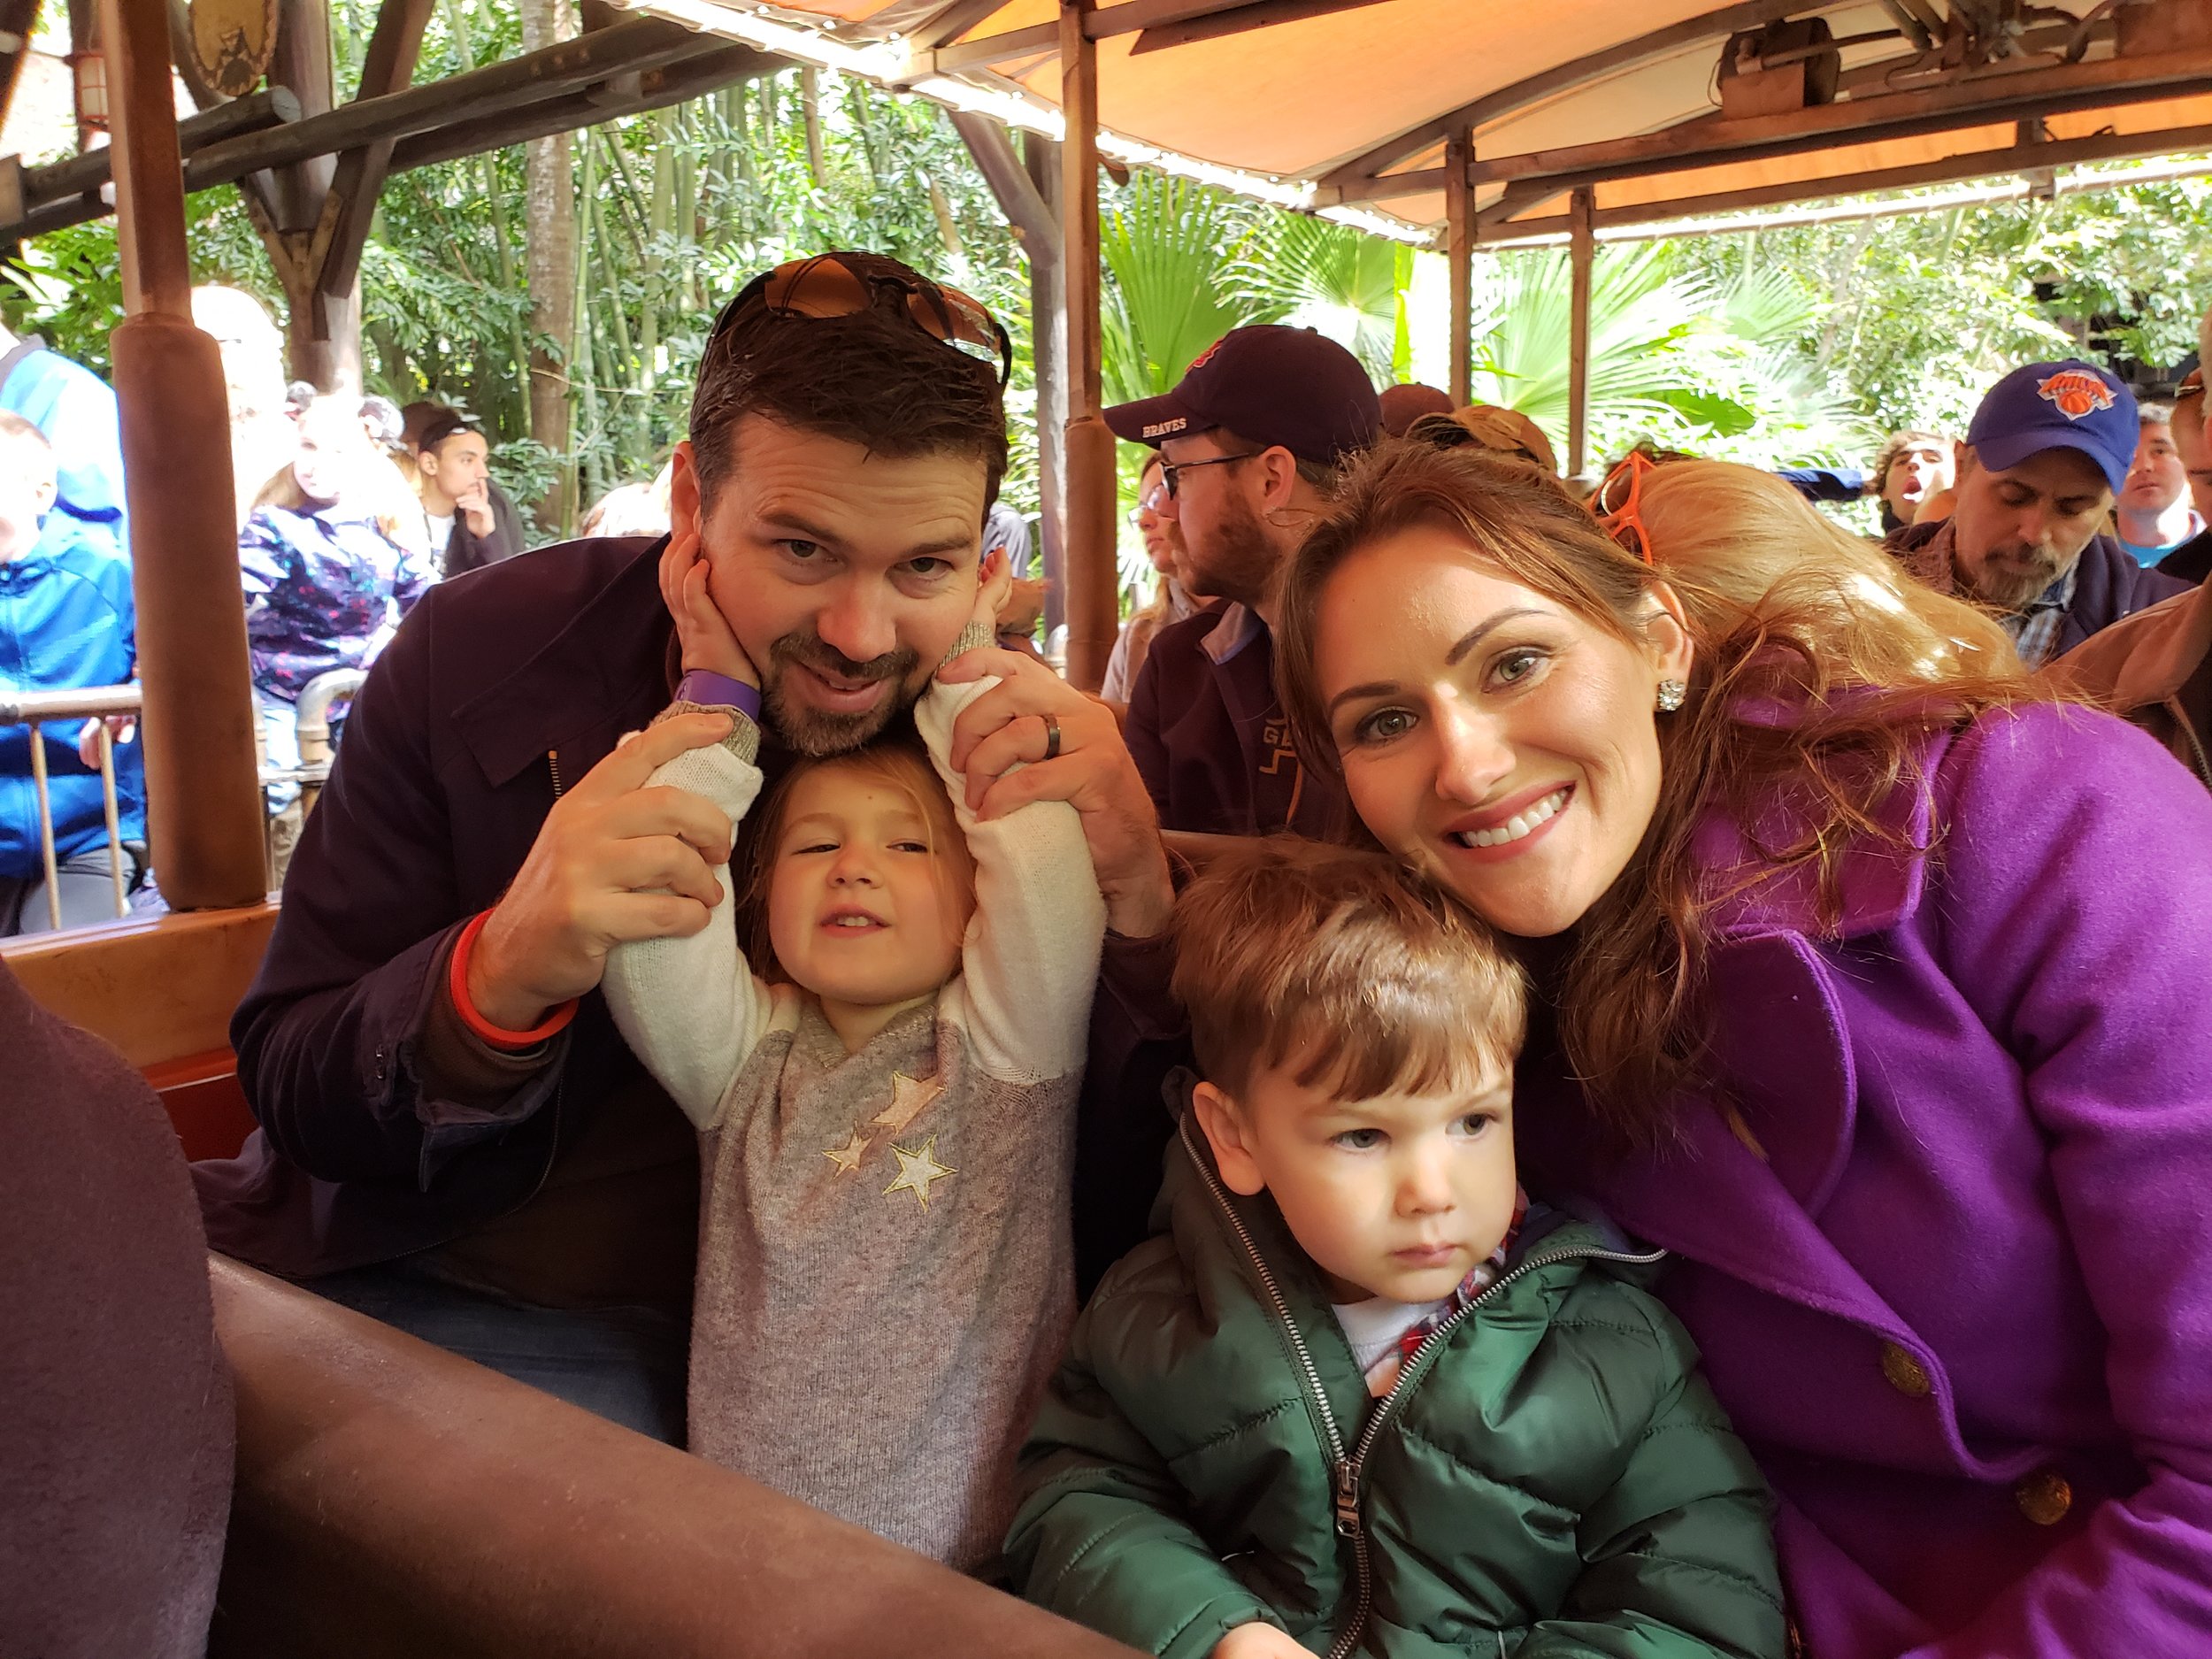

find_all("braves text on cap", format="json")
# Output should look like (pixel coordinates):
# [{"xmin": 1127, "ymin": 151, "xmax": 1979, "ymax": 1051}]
[
  {"xmin": 2037, "ymin": 370, "xmax": 2117, "ymax": 421},
  {"xmin": 1142, "ymin": 418, "xmax": 1189, "ymax": 439}
]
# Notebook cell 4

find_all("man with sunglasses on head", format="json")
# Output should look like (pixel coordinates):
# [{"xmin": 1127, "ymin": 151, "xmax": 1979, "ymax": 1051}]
[
  {"xmin": 194, "ymin": 251, "xmax": 1173, "ymax": 1443},
  {"xmin": 1106, "ymin": 324, "xmax": 1379, "ymax": 842}
]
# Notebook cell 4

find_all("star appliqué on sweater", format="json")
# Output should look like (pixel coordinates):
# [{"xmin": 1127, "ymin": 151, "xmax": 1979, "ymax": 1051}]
[
  {"xmin": 873, "ymin": 1070, "xmax": 944, "ymax": 1135},
  {"xmin": 822, "ymin": 1129, "xmax": 871, "ymax": 1174},
  {"xmin": 884, "ymin": 1136, "xmax": 956, "ymax": 1210}
]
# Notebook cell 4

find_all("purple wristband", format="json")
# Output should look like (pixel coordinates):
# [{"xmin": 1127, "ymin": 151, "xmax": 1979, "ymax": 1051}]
[{"xmin": 677, "ymin": 669, "xmax": 760, "ymax": 721}]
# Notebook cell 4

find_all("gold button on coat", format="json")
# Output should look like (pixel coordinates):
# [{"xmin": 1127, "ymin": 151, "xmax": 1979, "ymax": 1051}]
[
  {"xmin": 1878, "ymin": 1342, "xmax": 1932, "ymax": 1398},
  {"xmin": 2015, "ymin": 1468, "xmax": 2072, "ymax": 1526}
]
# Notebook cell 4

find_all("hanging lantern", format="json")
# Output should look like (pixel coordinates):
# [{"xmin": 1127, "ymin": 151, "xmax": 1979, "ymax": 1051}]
[{"xmin": 67, "ymin": 48, "xmax": 106, "ymax": 134}]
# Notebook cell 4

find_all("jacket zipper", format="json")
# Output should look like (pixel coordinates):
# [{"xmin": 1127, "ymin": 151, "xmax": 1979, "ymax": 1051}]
[
  {"xmin": 548, "ymin": 748, "xmax": 566, "ymax": 798},
  {"xmin": 1179, "ymin": 1116, "xmax": 1664, "ymax": 1659}
]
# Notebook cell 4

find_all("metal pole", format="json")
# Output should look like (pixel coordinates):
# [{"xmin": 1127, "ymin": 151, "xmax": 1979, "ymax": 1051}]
[
  {"xmin": 1446, "ymin": 131, "xmax": 1472, "ymax": 405},
  {"xmin": 27, "ymin": 731, "xmax": 62, "ymax": 931},
  {"xmin": 1567, "ymin": 185, "xmax": 1594, "ymax": 479},
  {"xmin": 99, "ymin": 0, "xmax": 270, "ymax": 910},
  {"xmin": 1060, "ymin": 0, "xmax": 1117, "ymax": 692},
  {"xmin": 98, "ymin": 724, "xmax": 127, "ymax": 918}
]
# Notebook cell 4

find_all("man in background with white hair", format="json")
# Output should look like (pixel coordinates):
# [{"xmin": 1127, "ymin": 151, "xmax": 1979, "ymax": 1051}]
[{"xmin": 191, "ymin": 286, "xmax": 297, "ymax": 527}]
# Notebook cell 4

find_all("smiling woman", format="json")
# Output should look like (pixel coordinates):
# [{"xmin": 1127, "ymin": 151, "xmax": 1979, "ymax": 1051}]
[{"xmin": 1266, "ymin": 438, "xmax": 2212, "ymax": 1657}]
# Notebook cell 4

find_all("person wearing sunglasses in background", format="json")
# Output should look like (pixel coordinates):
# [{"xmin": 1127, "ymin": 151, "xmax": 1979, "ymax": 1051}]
[{"xmin": 190, "ymin": 252, "xmax": 1183, "ymax": 1444}]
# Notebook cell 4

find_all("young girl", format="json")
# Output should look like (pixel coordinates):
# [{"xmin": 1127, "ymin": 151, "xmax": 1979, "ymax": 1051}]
[{"xmin": 602, "ymin": 544, "xmax": 1105, "ymax": 1570}]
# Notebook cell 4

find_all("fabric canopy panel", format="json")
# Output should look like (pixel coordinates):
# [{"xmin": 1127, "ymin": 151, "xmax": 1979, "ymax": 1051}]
[{"xmin": 642, "ymin": 0, "xmax": 2212, "ymax": 237}]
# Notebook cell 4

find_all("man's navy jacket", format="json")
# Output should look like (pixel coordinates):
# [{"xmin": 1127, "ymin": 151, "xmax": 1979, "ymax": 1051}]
[
  {"xmin": 195, "ymin": 535, "xmax": 688, "ymax": 1278},
  {"xmin": 193, "ymin": 533, "xmax": 1166, "ymax": 1294}
]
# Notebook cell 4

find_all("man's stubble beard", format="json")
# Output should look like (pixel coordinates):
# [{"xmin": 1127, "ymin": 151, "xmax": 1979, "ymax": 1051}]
[
  {"xmin": 1961, "ymin": 540, "xmax": 2074, "ymax": 615},
  {"xmin": 761, "ymin": 629, "xmax": 924, "ymax": 757},
  {"xmin": 1187, "ymin": 490, "xmax": 1288, "ymax": 611}
]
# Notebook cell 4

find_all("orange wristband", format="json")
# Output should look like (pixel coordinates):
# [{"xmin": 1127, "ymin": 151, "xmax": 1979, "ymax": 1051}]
[{"xmin": 448, "ymin": 910, "xmax": 578, "ymax": 1050}]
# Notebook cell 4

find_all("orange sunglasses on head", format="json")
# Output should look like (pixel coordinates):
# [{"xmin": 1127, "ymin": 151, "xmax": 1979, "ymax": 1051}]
[{"xmin": 1594, "ymin": 449, "xmax": 1658, "ymax": 565}]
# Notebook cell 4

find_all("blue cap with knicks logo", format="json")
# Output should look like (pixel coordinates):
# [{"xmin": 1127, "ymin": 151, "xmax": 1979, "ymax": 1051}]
[
  {"xmin": 1967, "ymin": 359, "xmax": 2138, "ymax": 495},
  {"xmin": 1103, "ymin": 324, "xmax": 1380, "ymax": 466}
]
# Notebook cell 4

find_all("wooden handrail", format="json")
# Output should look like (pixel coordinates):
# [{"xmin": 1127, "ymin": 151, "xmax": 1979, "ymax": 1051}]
[
  {"xmin": 3, "ymin": 902, "xmax": 276, "ymax": 1069},
  {"xmin": 208, "ymin": 1258, "xmax": 1141, "ymax": 1657}
]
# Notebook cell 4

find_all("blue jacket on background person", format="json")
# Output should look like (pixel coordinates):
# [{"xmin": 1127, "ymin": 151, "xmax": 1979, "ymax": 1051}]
[
  {"xmin": 0, "ymin": 512, "xmax": 144, "ymax": 879},
  {"xmin": 0, "ymin": 337, "xmax": 128, "ymax": 546},
  {"xmin": 240, "ymin": 503, "xmax": 436, "ymax": 702}
]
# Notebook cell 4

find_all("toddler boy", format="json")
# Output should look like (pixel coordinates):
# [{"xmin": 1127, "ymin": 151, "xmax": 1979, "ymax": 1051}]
[{"xmin": 1007, "ymin": 840, "xmax": 1784, "ymax": 1659}]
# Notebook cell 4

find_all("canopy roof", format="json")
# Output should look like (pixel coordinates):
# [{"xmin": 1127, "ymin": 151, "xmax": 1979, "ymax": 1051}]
[{"xmin": 626, "ymin": 0, "xmax": 2212, "ymax": 239}]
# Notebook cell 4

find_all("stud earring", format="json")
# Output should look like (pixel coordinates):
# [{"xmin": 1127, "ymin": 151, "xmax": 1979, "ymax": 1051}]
[{"xmin": 1655, "ymin": 679, "xmax": 1687, "ymax": 712}]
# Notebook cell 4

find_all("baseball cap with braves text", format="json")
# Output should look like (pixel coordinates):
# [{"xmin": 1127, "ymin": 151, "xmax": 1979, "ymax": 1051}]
[
  {"xmin": 1102, "ymin": 325, "xmax": 1381, "ymax": 467},
  {"xmin": 1967, "ymin": 360, "xmax": 2138, "ymax": 497}
]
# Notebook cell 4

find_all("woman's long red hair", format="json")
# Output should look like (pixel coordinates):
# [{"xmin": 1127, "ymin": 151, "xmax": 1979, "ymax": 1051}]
[{"xmin": 1275, "ymin": 442, "xmax": 2049, "ymax": 1146}]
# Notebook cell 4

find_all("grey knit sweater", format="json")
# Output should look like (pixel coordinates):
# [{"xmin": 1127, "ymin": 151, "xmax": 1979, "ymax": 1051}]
[{"xmin": 603, "ymin": 652, "xmax": 1105, "ymax": 1567}]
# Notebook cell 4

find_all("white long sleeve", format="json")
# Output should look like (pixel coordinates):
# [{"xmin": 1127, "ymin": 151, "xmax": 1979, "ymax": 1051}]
[
  {"xmin": 915, "ymin": 626, "xmax": 1105, "ymax": 1084},
  {"xmin": 600, "ymin": 717, "xmax": 787, "ymax": 1131}
]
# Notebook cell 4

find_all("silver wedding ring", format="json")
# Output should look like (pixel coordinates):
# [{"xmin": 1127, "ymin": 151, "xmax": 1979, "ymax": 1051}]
[{"xmin": 1041, "ymin": 714, "xmax": 1063, "ymax": 761}]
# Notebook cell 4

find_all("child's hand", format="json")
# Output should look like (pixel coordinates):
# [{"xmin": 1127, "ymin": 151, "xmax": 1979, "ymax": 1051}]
[
  {"xmin": 1210, "ymin": 1624, "xmax": 1308, "ymax": 1659},
  {"xmin": 967, "ymin": 546, "xmax": 1012, "ymax": 639},
  {"xmin": 660, "ymin": 528, "xmax": 757, "ymax": 686}
]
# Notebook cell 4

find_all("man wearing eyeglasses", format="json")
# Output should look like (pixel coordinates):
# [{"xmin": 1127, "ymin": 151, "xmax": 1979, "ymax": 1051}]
[
  {"xmin": 195, "ymin": 252, "xmax": 1176, "ymax": 1442},
  {"xmin": 1103, "ymin": 325, "xmax": 1379, "ymax": 842}
]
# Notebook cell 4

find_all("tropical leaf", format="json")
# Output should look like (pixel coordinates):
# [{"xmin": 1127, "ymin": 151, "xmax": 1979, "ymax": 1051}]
[
  {"xmin": 1098, "ymin": 173, "xmax": 1268, "ymax": 407},
  {"xmin": 1223, "ymin": 215, "xmax": 1409, "ymax": 385},
  {"xmin": 1469, "ymin": 242, "xmax": 1703, "ymax": 447}
]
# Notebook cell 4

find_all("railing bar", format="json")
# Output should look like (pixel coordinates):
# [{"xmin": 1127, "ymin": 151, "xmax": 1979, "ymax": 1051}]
[
  {"xmin": 99, "ymin": 723, "xmax": 127, "ymax": 919},
  {"xmin": 27, "ymin": 725, "xmax": 62, "ymax": 933}
]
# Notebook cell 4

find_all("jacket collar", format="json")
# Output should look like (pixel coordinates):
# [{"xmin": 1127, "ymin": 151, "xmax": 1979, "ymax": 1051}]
[
  {"xmin": 1199, "ymin": 602, "xmax": 1264, "ymax": 665},
  {"xmin": 1688, "ymin": 722, "xmax": 1949, "ymax": 941},
  {"xmin": 452, "ymin": 535, "xmax": 676, "ymax": 789}
]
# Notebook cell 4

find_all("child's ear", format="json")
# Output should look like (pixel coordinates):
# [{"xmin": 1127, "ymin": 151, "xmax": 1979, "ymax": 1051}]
[{"xmin": 1192, "ymin": 1080, "xmax": 1265, "ymax": 1197}]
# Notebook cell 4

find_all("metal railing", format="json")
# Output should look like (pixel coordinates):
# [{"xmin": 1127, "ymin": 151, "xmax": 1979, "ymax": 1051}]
[
  {"xmin": 4, "ymin": 668, "xmax": 367, "ymax": 933},
  {"xmin": 0, "ymin": 683, "xmax": 141, "ymax": 931}
]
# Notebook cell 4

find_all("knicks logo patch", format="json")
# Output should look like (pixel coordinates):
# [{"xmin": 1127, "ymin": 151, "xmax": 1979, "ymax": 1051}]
[{"xmin": 2037, "ymin": 371, "xmax": 2116, "ymax": 420}]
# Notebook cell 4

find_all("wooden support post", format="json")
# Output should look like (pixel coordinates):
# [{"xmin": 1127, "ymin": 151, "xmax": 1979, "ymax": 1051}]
[
  {"xmin": 97, "ymin": 0, "xmax": 268, "ymax": 910},
  {"xmin": 261, "ymin": 0, "xmax": 363, "ymax": 388},
  {"xmin": 951, "ymin": 111, "xmax": 1066, "ymax": 639},
  {"xmin": 1026, "ymin": 131, "xmax": 1067, "ymax": 642},
  {"xmin": 1567, "ymin": 185, "xmax": 1594, "ymax": 480},
  {"xmin": 1445, "ymin": 130, "xmax": 1471, "ymax": 405},
  {"xmin": 1060, "ymin": 0, "xmax": 1115, "ymax": 691}
]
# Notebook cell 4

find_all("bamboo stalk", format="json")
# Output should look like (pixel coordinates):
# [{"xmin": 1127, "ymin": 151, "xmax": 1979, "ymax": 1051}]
[
  {"xmin": 596, "ymin": 127, "xmax": 654, "ymax": 265},
  {"xmin": 483, "ymin": 152, "xmax": 532, "ymax": 440}
]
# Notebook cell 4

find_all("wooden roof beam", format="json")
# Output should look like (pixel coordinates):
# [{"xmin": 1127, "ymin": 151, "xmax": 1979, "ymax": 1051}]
[
  {"xmin": 2, "ymin": 18, "xmax": 735, "ymax": 241},
  {"xmin": 1314, "ymin": 0, "xmax": 1851, "ymax": 190},
  {"xmin": 1127, "ymin": 0, "xmax": 1391, "ymax": 54},
  {"xmin": 918, "ymin": 0, "xmax": 1388, "ymax": 75},
  {"xmin": 316, "ymin": 0, "xmax": 438, "ymax": 303},
  {"xmin": 1474, "ymin": 116, "xmax": 2212, "ymax": 242},
  {"xmin": 387, "ymin": 42, "xmax": 766, "ymax": 171},
  {"xmin": 1465, "ymin": 43, "xmax": 2212, "ymax": 196}
]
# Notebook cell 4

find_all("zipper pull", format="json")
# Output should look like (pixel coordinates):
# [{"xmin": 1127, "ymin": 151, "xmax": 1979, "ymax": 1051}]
[{"xmin": 1333, "ymin": 1459, "xmax": 1361, "ymax": 1537}]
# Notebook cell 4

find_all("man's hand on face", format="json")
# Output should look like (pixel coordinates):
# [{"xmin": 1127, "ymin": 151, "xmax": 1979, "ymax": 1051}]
[
  {"xmin": 456, "ymin": 480, "xmax": 495, "ymax": 539},
  {"xmin": 662, "ymin": 527, "xmax": 761, "ymax": 687},
  {"xmin": 465, "ymin": 714, "xmax": 737, "ymax": 1031},
  {"xmin": 939, "ymin": 644, "xmax": 1176, "ymax": 939}
]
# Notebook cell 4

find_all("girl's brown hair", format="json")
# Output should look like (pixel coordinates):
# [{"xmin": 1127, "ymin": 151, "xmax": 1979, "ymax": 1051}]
[
  {"xmin": 1276, "ymin": 441, "xmax": 2045, "ymax": 1146},
  {"xmin": 733, "ymin": 732, "xmax": 975, "ymax": 986}
]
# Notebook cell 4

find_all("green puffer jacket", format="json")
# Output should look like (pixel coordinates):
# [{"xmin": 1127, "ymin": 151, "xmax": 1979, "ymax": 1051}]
[{"xmin": 1007, "ymin": 1117, "xmax": 1786, "ymax": 1659}]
